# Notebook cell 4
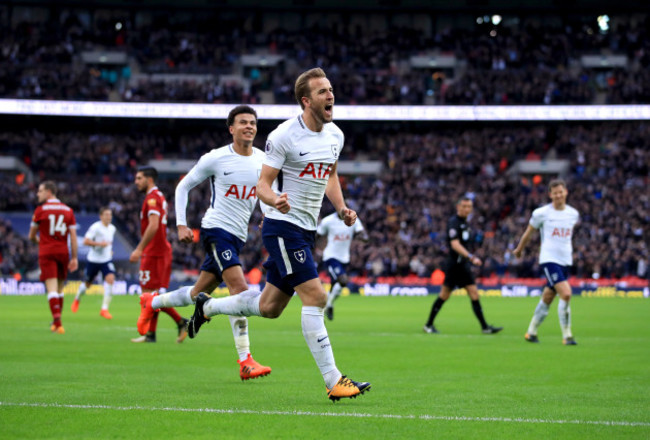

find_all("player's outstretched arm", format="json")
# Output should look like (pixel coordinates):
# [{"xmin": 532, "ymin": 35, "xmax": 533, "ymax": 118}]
[{"xmin": 513, "ymin": 225, "xmax": 536, "ymax": 258}]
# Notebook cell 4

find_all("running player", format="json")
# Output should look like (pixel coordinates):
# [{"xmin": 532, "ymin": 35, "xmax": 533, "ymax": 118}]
[
  {"xmin": 316, "ymin": 210, "xmax": 368, "ymax": 320},
  {"xmin": 72, "ymin": 207, "xmax": 117, "ymax": 319},
  {"xmin": 136, "ymin": 105, "xmax": 271, "ymax": 379},
  {"xmin": 187, "ymin": 68, "xmax": 371, "ymax": 402},
  {"xmin": 513, "ymin": 179, "xmax": 580, "ymax": 345}
]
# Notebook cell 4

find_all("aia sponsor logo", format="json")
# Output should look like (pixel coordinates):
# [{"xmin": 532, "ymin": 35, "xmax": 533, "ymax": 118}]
[
  {"xmin": 225, "ymin": 185, "xmax": 257, "ymax": 199},
  {"xmin": 551, "ymin": 228, "xmax": 571, "ymax": 238},
  {"xmin": 299, "ymin": 163, "xmax": 333, "ymax": 179}
]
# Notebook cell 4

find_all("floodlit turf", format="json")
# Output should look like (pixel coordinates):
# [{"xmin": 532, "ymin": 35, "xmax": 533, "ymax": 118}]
[{"xmin": 1, "ymin": 293, "xmax": 649, "ymax": 439}]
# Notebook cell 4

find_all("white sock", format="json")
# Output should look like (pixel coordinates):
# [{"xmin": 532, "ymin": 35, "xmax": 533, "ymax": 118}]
[
  {"xmin": 527, "ymin": 300, "xmax": 549, "ymax": 335},
  {"xmin": 203, "ymin": 289, "xmax": 261, "ymax": 318},
  {"xmin": 301, "ymin": 306, "xmax": 341, "ymax": 389},
  {"xmin": 75, "ymin": 282, "xmax": 87, "ymax": 301},
  {"xmin": 326, "ymin": 283, "xmax": 342, "ymax": 309},
  {"xmin": 101, "ymin": 282, "xmax": 113, "ymax": 310},
  {"xmin": 152, "ymin": 285, "xmax": 193, "ymax": 309},
  {"xmin": 558, "ymin": 298, "xmax": 573, "ymax": 339},
  {"xmin": 229, "ymin": 315, "xmax": 250, "ymax": 361}
]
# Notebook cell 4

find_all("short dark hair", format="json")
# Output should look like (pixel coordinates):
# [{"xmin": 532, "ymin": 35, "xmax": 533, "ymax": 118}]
[
  {"xmin": 295, "ymin": 67, "xmax": 327, "ymax": 109},
  {"xmin": 99, "ymin": 206, "xmax": 111, "ymax": 215},
  {"xmin": 456, "ymin": 196, "xmax": 472, "ymax": 205},
  {"xmin": 227, "ymin": 105, "xmax": 257, "ymax": 127},
  {"xmin": 40, "ymin": 180, "xmax": 57, "ymax": 196},
  {"xmin": 548, "ymin": 179, "xmax": 567, "ymax": 191},
  {"xmin": 137, "ymin": 165, "xmax": 158, "ymax": 181}
]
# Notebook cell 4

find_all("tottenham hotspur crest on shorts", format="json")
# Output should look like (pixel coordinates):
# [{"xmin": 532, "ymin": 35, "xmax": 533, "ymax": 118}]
[
  {"xmin": 222, "ymin": 250, "xmax": 232, "ymax": 261},
  {"xmin": 294, "ymin": 250, "xmax": 306, "ymax": 264}
]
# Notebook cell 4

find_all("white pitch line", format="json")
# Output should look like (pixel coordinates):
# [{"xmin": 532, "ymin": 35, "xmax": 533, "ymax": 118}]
[{"xmin": 1, "ymin": 402, "xmax": 649, "ymax": 428}]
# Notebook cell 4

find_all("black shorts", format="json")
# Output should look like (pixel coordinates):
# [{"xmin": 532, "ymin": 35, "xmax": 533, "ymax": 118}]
[{"xmin": 443, "ymin": 260, "xmax": 476, "ymax": 289}]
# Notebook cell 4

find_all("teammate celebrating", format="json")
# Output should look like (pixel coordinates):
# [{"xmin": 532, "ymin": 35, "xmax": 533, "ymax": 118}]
[
  {"xmin": 136, "ymin": 105, "xmax": 271, "ymax": 380},
  {"xmin": 423, "ymin": 197, "xmax": 502, "ymax": 335},
  {"xmin": 316, "ymin": 210, "xmax": 368, "ymax": 320},
  {"xmin": 187, "ymin": 68, "xmax": 371, "ymax": 402},
  {"xmin": 513, "ymin": 179, "xmax": 580, "ymax": 345},
  {"xmin": 28, "ymin": 181, "xmax": 78, "ymax": 334},
  {"xmin": 130, "ymin": 166, "xmax": 188, "ymax": 343},
  {"xmin": 72, "ymin": 207, "xmax": 117, "ymax": 319}
]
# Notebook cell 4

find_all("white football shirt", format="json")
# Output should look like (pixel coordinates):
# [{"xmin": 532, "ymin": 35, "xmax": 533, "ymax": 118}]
[
  {"xmin": 175, "ymin": 144, "xmax": 264, "ymax": 242},
  {"xmin": 262, "ymin": 115, "xmax": 344, "ymax": 231},
  {"xmin": 317, "ymin": 212, "xmax": 364, "ymax": 264},
  {"xmin": 84, "ymin": 221, "xmax": 116, "ymax": 263},
  {"xmin": 529, "ymin": 203, "xmax": 580, "ymax": 265}
]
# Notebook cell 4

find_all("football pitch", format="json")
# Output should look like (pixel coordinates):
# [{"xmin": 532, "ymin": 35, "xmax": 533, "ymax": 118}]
[{"xmin": 1, "ymin": 294, "xmax": 649, "ymax": 439}]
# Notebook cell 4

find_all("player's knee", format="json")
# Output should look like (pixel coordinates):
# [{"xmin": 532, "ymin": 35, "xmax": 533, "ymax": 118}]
[
  {"xmin": 314, "ymin": 295, "xmax": 327, "ymax": 309},
  {"xmin": 338, "ymin": 275, "xmax": 349, "ymax": 286},
  {"xmin": 259, "ymin": 302, "xmax": 283, "ymax": 319}
]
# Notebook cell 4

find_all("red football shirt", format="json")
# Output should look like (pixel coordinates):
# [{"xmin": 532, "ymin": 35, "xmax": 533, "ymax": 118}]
[
  {"xmin": 140, "ymin": 186, "xmax": 172, "ymax": 256},
  {"xmin": 31, "ymin": 198, "xmax": 77, "ymax": 256}
]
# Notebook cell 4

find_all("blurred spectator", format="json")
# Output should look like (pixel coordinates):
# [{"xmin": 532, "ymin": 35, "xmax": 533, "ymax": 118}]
[{"xmin": 1, "ymin": 120, "xmax": 647, "ymax": 281}]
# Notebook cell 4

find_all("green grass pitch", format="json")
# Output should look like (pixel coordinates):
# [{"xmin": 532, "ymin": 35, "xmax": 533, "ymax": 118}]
[{"xmin": 1, "ymin": 293, "xmax": 649, "ymax": 439}]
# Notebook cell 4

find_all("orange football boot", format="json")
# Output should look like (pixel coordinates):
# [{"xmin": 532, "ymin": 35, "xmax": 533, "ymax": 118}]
[
  {"xmin": 136, "ymin": 292, "xmax": 157, "ymax": 335},
  {"xmin": 238, "ymin": 354, "xmax": 272, "ymax": 381},
  {"xmin": 326, "ymin": 376, "xmax": 371, "ymax": 402}
]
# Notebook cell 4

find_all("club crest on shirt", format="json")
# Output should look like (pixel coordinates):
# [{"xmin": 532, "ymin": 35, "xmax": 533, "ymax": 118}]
[
  {"xmin": 221, "ymin": 250, "xmax": 232, "ymax": 261},
  {"xmin": 147, "ymin": 198, "xmax": 157, "ymax": 206},
  {"xmin": 294, "ymin": 250, "xmax": 306, "ymax": 264},
  {"xmin": 331, "ymin": 144, "xmax": 339, "ymax": 159}
]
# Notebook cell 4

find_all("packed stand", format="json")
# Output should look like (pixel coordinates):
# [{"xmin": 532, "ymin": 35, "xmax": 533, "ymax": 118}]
[
  {"xmin": 342, "ymin": 121, "xmax": 649, "ymax": 281},
  {"xmin": 0, "ymin": 216, "xmax": 38, "ymax": 277},
  {"xmin": 1, "ymin": 5, "xmax": 650, "ymax": 104},
  {"xmin": 1, "ymin": 120, "xmax": 648, "ymax": 282}
]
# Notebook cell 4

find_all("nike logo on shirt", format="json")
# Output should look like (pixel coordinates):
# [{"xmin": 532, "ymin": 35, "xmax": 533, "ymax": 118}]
[
  {"xmin": 224, "ymin": 171, "xmax": 235, "ymax": 175},
  {"xmin": 299, "ymin": 151, "xmax": 310, "ymax": 156}
]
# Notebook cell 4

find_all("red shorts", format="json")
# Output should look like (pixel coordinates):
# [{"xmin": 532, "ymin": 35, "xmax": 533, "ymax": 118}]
[
  {"xmin": 39, "ymin": 253, "xmax": 69, "ymax": 282},
  {"xmin": 139, "ymin": 253, "xmax": 172, "ymax": 291}
]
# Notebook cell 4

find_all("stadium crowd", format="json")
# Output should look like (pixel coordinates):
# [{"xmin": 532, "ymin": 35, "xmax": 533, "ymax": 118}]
[
  {"xmin": 1, "ymin": 120, "xmax": 647, "ymax": 282},
  {"xmin": 1, "ymin": 6, "xmax": 649, "ymax": 104}
]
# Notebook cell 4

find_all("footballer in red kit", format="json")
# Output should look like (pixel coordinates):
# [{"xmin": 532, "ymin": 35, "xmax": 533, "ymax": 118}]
[
  {"xmin": 138, "ymin": 185, "xmax": 172, "ymax": 290},
  {"xmin": 28, "ymin": 181, "xmax": 79, "ymax": 334},
  {"xmin": 129, "ymin": 166, "xmax": 188, "ymax": 343}
]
